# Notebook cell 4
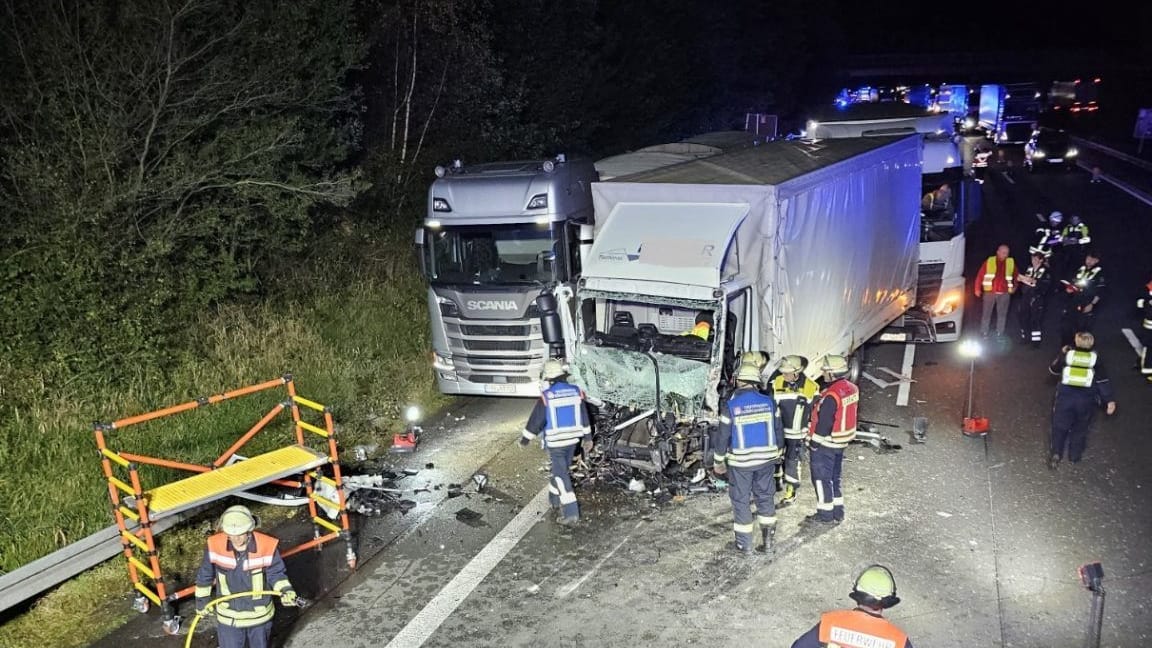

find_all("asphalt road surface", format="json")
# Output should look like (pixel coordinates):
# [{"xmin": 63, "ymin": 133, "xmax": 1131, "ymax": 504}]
[{"xmin": 95, "ymin": 144, "xmax": 1152, "ymax": 648}]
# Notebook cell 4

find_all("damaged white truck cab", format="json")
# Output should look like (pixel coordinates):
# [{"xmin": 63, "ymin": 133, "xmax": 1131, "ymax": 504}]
[{"xmin": 540, "ymin": 135, "xmax": 923, "ymax": 477}]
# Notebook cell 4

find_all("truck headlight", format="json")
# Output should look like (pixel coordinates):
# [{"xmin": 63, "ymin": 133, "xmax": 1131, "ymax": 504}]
[
  {"xmin": 1067, "ymin": 147, "xmax": 1078, "ymax": 157},
  {"xmin": 437, "ymin": 297, "xmax": 460, "ymax": 318},
  {"xmin": 932, "ymin": 292, "xmax": 961, "ymax": 316},
  {"xmin": 432, "ymin": 352, "xmax": 455, "ymax": 371},
  {"xmin": 1031, "ymin": 150, "xmax": 1045, "ymax": 158}
]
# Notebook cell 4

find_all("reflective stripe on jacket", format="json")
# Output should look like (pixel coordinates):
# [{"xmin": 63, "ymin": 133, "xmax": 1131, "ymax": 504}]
[
  {"xmin": 195, "ymin": 532, "xmax": 292, "ymax": 628},
  {"xmin": 811, "ymin": 379, "xmax": 858, "ymax": 449},
  {"xmin": 817, "ymin": 609, "xmax": 909, "ymax": 648},
  {"xmin": 715, "ymin": 387, "xmax": 783, "ymax": 468},
  {"xmin": 981, "ymin": 256, "xmax": 1015, "ymax": 293},
  {"xmin": 771, "ymin": 375, "xmax": 819, "ymax": 440}
]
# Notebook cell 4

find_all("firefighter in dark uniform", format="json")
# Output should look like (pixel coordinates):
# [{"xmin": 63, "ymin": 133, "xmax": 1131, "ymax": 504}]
[
  {"xmin": 1059, "ymin": 249, "xmax": 1106, "ymax": 347},
  {"xmin": 769, "ymin": 355, "xmax": 819, "ymax": 506},
  {"xmin": 1138, "ymin": 279, "xmax": 1152, "ymax": 384},
  {"xmin": 520, "ymin": 359, "xmax": 600, "ymax": 525},
  {"xmin": 805, "ymin": 354, "xmax": 857, "ymax": 525},
  {"xmin": 1016, "ymin": 249, "xmax": 1053, "ymax": 347},
  {"xmin": 1032, "ymin": 211, "xmax": 1063, "ymax": 276},
  {"xmin": 195, "ymin": 505, "xmax": 300, "ymax": 648},
  {"xmin": 1047, "ymin": 332, "xmax": 1117, "ymax": 470},
  {"xmin": 711, "ymin": 362, "xmax": 784, "ymax": 554},
  {"xmin": 790, "ymin": 565, "xmax": 914, "ymax": 648},
  {"xmin": 1059, "ymin": 213, "xmax": 1092, "ymax": 279}
]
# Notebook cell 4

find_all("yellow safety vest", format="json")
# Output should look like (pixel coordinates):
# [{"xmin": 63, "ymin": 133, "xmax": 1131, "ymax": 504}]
[
  {"xmin": 982, "ymin": 257, "xmax": 1016, "ymax": 292},
  {"xmin": 1061, "ymin": 350, "xmax": 1097, "ymax": 387}
]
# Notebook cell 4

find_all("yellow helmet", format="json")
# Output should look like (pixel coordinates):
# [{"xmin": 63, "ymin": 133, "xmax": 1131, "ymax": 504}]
[
  {"xmin": 850, "ymin": 564, "xmax": 901, "ymax": 609},
  {"xmin": 778, "ymin": 355, "xmax": 807, "ymax": 374},
  {"xmin": 735, "ymin": 363, "xmax": 763, "ymax": 384},
  {"xmin": 740, "ymin": 351, "xmax": 767, "ymax": 369}
]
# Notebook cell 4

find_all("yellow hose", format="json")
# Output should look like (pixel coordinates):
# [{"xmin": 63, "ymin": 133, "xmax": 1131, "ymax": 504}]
[{"xmin": 183, "ymin": 590, "xmax": 284, "ymax": 648}]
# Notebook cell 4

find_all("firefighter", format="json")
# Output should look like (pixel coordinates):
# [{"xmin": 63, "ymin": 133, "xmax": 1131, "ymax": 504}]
[
  {"xmin": 1059, "ymin": 249, "xmax": 1106, "ymax": 347},
  {"xmin": 790, "ymin": 565, "xmax": 914, "ymax": 648},
  {"xmin": 770, "ymin": 355, "xmax": 819, "ymax": 506},
  {"xmin": 711, "ymin": 362, "xmax": 784, "ymax": 554},
  {"xmin": 1047, "ymin": 332, "xmax": 1117, "ymax": 470},
  {"xmin": 683, "ymin": 311, "xmax": 713, "ymax": 340},
  {"xmin": 1139, "ymin": 279, "xmax": 1152, "ymax": 383},
  {"xmin": 1030, "ymin": 211, "xmax": 1063, "ymax": 262},
  {"xmin": 1016, "ymin": 250, "xmax": 1053, "ymax": 347},
  {"xmin": 194, "ymin": 505, "xmax": 300, "ymax": 648},
  {"xmin": 519, "ymin": 359, "xmax": 600, "ymax": 525},
  {"xmin": 1060, "ymin": 213, "xmax": 1092, "ymax": 277},
  {"xmin": 805, "ymin": 354, "xmax": 857, "ymax": 525}
]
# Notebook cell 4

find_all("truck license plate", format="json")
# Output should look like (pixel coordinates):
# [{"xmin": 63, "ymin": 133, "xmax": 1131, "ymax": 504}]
[{"xmin": 485, "ymin": 384, "xmax": 516, "ymax": 394}]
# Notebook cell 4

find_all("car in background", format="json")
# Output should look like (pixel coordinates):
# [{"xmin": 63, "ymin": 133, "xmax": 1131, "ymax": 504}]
[{"xmin": 1024, "ymin": 128, "xmax": 1078, "ymax": 172}]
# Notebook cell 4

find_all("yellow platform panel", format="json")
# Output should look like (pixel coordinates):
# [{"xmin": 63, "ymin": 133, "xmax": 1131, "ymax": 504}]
[{"xmin": 144, "ymin": 445, "xmax": 330, "ymax": 518}]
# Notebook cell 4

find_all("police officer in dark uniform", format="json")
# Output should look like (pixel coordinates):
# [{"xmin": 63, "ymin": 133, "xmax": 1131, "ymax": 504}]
[
  {"xmin": 1060, "ymin": 213, "xmax": 1092, "ymax": 279},
  {"xmin": 1047, "ymin": 332, "xmax": 1117, "ymax": 470},
  {"xmin": 520, "ymin": 359, "xmax": 600, "ymax": 525},
  {"xmin": 711, "ymin": 362, "xmax": 784, "ymax": 554},
  {"xmin": 1059, "ymin": 249, "xmax": 1106, "ymax": 347},
  {"xmin": 1016, "ymin": 250, "xmax": 1053, "ymax": 347}
]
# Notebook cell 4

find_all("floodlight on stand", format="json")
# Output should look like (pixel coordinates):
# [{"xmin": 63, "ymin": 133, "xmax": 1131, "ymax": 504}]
[
  {"xmin": 404, "ymin": 405, "xmax": 422, "ymax": 423},
  {"xmin": 959, "ymin": 338, "xmax": 989, "ymax": 437},
  {"xmin": 1079, "ymin": 562, "xmax": 1105, "ymax": 648}
]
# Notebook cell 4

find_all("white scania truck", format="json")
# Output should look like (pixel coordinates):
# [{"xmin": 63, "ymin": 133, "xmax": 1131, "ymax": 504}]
[
  {"xmin": 414, "ymin": 156, "xmax": 598, "ymax": 396},
  {"xmin": 537, "ymin": 135, "xmax": 922, "ymax": 476}
]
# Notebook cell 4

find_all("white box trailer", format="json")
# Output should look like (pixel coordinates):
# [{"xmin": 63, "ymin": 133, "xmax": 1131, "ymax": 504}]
[{"xmin": 546, "ymin": 135, "xmax": 921, "ymax": 473}]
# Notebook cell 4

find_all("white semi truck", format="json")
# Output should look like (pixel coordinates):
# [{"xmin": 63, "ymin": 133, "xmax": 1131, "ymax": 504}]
[
  {"xmin": 806, "ymin": 106, "xmax": 976, "ymax": 342},
  {"xmin": 537, "ymin": 135, "xmax": 922, "ymax": 476}
]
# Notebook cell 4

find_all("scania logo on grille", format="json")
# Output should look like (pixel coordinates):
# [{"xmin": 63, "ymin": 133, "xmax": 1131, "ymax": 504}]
[{"xmin": 466, "ymin": 300, "xmax": 519, "ymax": 311}]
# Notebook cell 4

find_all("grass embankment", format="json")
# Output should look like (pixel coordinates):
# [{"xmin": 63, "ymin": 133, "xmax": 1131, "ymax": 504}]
[{"xmin": 0, "ymin": 263, "xmax": 446, "ymax": 648}]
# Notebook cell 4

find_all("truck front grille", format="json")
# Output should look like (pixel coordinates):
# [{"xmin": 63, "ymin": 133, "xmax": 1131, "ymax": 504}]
[{"xmin": 918, "ymin": 262, "xmax": 944, "ymax": 307}]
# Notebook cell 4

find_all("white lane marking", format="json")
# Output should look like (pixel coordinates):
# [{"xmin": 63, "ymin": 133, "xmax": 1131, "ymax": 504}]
[
  {"xmin": 1122, "ymin": 328, "xmax": 1145, "ymax": 357},
  {"xmin": 554, "ymin": 521, "xmax": 640, "ymax": 598},
  {"xmin": 861, "ymin": 372, "xmax": 898, "ymax": 389},
  {"xmin": 384, "ymin": 486, "xmax": 551, "ymax": 648},
  {"xmin": 896, "ymin": 343, "xmax": 916, "ymax": 407},
  {"xmin": 1077, "ymin": 162, "xmax": 1152, "ymax": 206}
]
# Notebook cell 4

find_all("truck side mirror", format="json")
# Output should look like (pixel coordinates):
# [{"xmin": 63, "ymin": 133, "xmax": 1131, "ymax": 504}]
[
  {"xmin": 536, "ymin": 293, "xmax": 564, "ymax": 347},
  {"xmin": 413, "ymin": 228, "xmax": 426, "ymax": 278}
]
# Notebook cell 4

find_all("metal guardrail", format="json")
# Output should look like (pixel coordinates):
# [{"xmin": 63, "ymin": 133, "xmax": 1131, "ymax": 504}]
[
  {"xmin": 1072, "ymin": 136, "xmax": 1152, "ymax": 172},
  {"xmin": 0, "ymin": 505, "xmax": 207, "ymax": 615}
]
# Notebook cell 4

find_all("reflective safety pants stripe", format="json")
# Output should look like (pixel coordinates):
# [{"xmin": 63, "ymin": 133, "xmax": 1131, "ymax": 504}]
[
  {"xmin": 1051, "ymin": 392, "xmax": 1096, "ymax": 462},
  {"xmin": 727, "ymin": 463, "xmax": 777, "ymax": 548},
  {"xmin": 1140, "ymin": 329, "xmax": 1152, "ymax": 376},
  {"xmin": 782, "ymin": 438, "xmax": 805, "ymax": 485},
  {"xmin": 548, "ymin": 445, "xmax": 579, "ymax": 519},
  {"xmin": 810, "ymin": 445, "xmax": 844, "ymax": 522},
  {"xmin": 218, "ymin": 621, "xmax": 272, "ymax": 648},
  {"xmin": 1018, "ymin": 295, "xmax": 1047, "ymax": 342}
]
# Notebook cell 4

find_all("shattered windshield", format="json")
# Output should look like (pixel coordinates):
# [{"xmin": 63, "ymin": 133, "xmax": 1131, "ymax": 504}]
[
  {"xmin": 425, "ymin": 223, "xmax": 556, "ymax": 285},
  {"xmin": 570, "ymin": 291, "xmax": 720, "ymax": 417}
]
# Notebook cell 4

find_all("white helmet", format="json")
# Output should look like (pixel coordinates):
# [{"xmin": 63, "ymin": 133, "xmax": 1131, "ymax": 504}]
[
  {"xmin": 1048, "ymin": 211, "xmax": 1063, "ymax": 225},
  {"xmin": 820, "ymin": 354, "xmax": 850, "ymax": 377},
  {"xmin": 541, "ymin": 359, "xmax": 568, "ymax": 380},
  {"xmin": 220, "ymin": 505, "xmax": 257, "ymax": 535},
  {"xmin": 778, "ymin": 355, "xmax": 807, "ymax": 374},
  {"xmin": 735, "ymin": 363, "xmax": 763, "ymax": 384}
]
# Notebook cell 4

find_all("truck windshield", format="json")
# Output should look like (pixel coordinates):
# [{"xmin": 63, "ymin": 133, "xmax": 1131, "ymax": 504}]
[{"xmin": 425, "ymin": 223, "xmax": 555, "ymax": 285}]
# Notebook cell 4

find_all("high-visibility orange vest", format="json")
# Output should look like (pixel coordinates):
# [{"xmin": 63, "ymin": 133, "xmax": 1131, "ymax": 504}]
[
  {"xmin": 811, "ymin": 378, "xmax": 858, "ymax": 448},
  {"xmin": 817, "ymin": 609, "xmax": 908, "ymax": 648}
]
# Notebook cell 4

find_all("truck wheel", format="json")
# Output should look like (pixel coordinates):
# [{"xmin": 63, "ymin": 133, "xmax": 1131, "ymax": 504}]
[{"xmin": 847, "ymin": 352, "xmax": 864, "ymax": 384}]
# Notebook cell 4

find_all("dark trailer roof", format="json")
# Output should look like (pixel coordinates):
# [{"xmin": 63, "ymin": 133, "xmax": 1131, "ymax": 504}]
[{"xmin": 613, "ymin": 135, "xmax": 915, "ymax": 186}]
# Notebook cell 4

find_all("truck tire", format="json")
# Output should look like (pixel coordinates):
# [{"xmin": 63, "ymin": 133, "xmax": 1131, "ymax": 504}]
[{"xmin": 847, "ymin": 351, "xmax": 864, "ymax": 384}]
